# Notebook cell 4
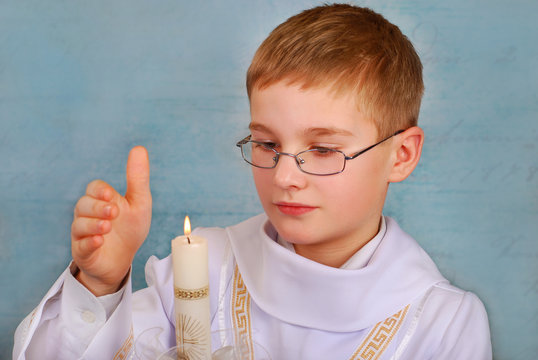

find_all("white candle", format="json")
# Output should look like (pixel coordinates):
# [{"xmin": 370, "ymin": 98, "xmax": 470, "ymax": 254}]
[{"xmin": 171, "ymin": 216, "xmax": 211, "ymax": 359}]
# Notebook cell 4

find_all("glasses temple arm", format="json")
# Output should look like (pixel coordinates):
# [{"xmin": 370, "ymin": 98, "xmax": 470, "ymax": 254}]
[
  {"xmin": 345, "ymin": 129, "xmax": 405, "ymax": 160},
  {"xmin": 236, "ymin": 135, "xmax": 252, "ymax": 147}
]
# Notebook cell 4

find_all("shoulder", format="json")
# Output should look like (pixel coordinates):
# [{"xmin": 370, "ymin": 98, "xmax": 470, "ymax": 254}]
[
  {"xmin": 434, "ymin": 284, "xmax": 491, "ymax": 358},
  {"xmin": 426, "ymin": 283, "xmax": 489, "ymax": 325},
  {"xmin": 414, "ymin": 283, "xmax": 491, "ymax": 358}
]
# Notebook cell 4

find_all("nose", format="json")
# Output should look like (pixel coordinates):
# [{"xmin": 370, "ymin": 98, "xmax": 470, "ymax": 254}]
[{"xmin": 273, "ymin": 153, "xmax": 307, "ymax": 190}]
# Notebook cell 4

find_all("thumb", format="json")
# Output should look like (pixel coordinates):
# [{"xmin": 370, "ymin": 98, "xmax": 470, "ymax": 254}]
[{"xmin": 125, "ymin": 146, "xmax": 151, "ymax": 206}]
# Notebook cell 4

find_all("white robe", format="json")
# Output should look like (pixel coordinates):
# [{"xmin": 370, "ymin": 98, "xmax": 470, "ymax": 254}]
[{"xmin": 13, "ymin": 215, "xmax": 492, "ymax": 359}]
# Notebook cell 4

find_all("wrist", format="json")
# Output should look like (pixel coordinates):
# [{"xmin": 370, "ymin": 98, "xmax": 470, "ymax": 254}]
[{"xmin": 75, "ymin": 269, "xmax": 128, "ymax": 297}]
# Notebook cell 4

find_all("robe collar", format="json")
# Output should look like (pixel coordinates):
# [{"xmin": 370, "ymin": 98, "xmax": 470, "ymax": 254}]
[{"xmin": 226, "ymin": 214, "xmax": 446, "ymax": 332}]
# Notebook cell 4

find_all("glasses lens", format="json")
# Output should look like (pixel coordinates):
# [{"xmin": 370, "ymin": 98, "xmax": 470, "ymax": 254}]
[
  {"xmin": 242, "ymin": 141, "xmax": 277, "ymax": 168},
  {"xmin": 298, "ymin": 149, "xmax": 345, "ymax": 175}
]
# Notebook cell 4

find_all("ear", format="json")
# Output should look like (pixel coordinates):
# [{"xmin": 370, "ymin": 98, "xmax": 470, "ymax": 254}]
[{"xmin": 388, "ymin": 126, "xmax": 424, "ymax": 183}]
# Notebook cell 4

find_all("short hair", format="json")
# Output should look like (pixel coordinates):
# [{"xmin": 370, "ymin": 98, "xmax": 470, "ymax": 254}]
[{"xmin": 246, "ymin": 4, "xmax": 424, "ymax": 139}]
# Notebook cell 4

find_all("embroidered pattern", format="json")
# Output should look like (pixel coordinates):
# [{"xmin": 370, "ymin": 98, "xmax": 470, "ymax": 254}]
[
  {"xmin": 231, "ymin": 265, "xmax": 254, "ymax": 360},
  {"xmin": 112, "ymin": 325, "xmax": 133, "ymax": 360},
  {"xmin": 175, "ymin": 286, "xmax": 209, "ymax": 300},
  {"xmin": 349, "ymin": 305, "xmax": 410, "ymax": 360}
]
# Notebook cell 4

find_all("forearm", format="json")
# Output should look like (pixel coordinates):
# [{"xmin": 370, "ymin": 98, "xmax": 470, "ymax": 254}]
[{"xmin": 14, "ymin": 263, "xmax": 131, "ymax": 360}]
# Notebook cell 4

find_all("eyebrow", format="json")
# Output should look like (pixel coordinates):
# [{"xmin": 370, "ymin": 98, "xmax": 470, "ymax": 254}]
[
  {"xmin": 303, "ymin": 127, "xmax": 354, "ymax": 137},
  {"xmin": 249, "ymin": 123, "xmax": 354, "ymax": 137},
  {"xmin": 249, "ymin": 123, "xmax": 273, "ymax": 133}
]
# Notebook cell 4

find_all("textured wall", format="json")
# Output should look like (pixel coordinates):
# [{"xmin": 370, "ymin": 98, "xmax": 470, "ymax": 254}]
[{"xmin": 1, "ymin": 1, "xmax": 536, "ymax": 358}]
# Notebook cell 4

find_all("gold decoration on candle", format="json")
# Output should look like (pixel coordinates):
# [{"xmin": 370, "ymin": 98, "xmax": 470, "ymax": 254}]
[
  {"xmin": 175, "ymin": 286, "xmax": 209, "ymax": 300},
  {"xmin": 176, "ymin": 313, "xmax": 209, "ymax": 360}
]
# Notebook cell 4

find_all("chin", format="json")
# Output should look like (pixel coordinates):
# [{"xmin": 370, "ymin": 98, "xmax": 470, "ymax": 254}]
[{"xmin": 269, "ymin": 217, "xmax": 318, "ymax": 244}]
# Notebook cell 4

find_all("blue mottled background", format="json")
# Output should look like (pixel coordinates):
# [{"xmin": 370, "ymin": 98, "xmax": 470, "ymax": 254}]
[{"xmin": 1, "ymin": 1, "xmax": 536, "ymax": 359}]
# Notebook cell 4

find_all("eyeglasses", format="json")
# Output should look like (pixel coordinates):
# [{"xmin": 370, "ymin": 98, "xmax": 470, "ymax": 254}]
[{"xmin": 236, "ymin": 130, "xmax": 404, "ymax": 176}]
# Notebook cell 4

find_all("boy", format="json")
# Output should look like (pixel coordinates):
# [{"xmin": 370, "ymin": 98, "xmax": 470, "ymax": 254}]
[{"xmin": 14, "ymin": 4, "xmax": 491, "ymax": 359}]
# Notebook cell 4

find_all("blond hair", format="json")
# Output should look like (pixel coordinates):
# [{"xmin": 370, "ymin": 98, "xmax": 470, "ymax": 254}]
[{"xmin": 246, "ymin": 4, "xmax": 424, "ymax": 139}]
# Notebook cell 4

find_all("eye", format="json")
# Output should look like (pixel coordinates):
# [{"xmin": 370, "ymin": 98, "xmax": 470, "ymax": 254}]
[
  {"xmin": 311, "ymin": 147, "xmax": 340, "ymax": 158},
  {"xmin": 252, "ymin": 141, "xmax": 277, "ymax": 151},
  {"xmin": 314, "ymin": 147, "xmax": 332, "ymax": 154}
]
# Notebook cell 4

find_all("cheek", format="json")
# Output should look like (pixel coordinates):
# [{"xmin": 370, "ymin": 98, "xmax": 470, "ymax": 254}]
[
  {"xmin": 327, "ymin": 163, "xmax": 388, "ymax": 212},
  {"xmin": 252, "ymin": 169, "xmax": 272, "ymax": 202},
  {"xmin": 323, "ymin": 178, "xmax": 365, "ymax": 211}
]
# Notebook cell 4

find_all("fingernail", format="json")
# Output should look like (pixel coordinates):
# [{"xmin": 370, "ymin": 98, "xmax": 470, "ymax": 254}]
[
  {"xmin": 101, "ymin": 188, "xmax": 110, "ymax": 201},
  {"xmin": 104, "ymin": 206, "xmax": 112, "ymax": 217}
]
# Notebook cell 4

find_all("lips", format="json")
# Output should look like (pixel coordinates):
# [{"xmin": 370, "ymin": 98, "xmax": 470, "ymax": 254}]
[{"xmin": 274, "ymin": 202, "xmax": 317, "ymax": 216}]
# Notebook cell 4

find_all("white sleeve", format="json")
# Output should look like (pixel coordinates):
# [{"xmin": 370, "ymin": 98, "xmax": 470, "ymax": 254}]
[
  {"xmin": 13, "ymin": 263, "xmax": 131, "ymax": 360},
  {"xmin": 432, "ymin": 291, "xmax": 492, "ymax": 360}
]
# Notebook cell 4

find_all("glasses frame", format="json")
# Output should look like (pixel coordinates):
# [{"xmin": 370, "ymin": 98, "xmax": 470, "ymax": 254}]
[{"xmin": 236, "ymin": 129, "xmax": 405, "ymax": 176}]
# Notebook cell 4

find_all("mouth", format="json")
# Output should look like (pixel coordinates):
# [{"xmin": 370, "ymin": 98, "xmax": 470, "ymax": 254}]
[{"xmin": 274, "ymin": 202, "xmax": 317, "ymax": 216}]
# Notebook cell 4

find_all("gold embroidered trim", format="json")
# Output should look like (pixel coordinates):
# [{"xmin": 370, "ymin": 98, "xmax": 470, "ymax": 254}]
[
  {"xmin": 112, "ymin": 325, "xmax": 134, "ymax": 360},
  {"xmin": 232, "ymin": 265, "xmax": 254, "ymax": 360},
  {"xmin": 349, "ymin": 305, "xmax": 410, "ymax": 360},
  {"xmin": 175, "ymin": 286, "xmax": 209, "ymax": 300}
]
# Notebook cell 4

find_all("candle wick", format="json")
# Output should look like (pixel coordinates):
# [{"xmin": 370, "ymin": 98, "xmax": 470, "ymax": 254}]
[{"xmin": 187, "ymin": 236, "xmax": 191, "ymax": 244}]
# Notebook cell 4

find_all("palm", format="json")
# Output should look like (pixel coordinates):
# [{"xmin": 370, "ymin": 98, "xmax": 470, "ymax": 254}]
[
  {"xmin": 71, "ymin": 146, "xmax": 152, "ymax": 295},
  {"xmin": 84, "ymin": 196, "xmax": 151, "ymax": 285}
]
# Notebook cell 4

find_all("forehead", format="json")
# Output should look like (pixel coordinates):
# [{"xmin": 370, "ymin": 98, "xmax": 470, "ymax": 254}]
[{"xmin": 249, "ymin": 81, "xmax": 374, "ymax": 137}]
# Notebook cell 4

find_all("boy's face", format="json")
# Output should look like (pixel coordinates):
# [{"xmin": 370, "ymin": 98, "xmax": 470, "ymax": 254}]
[{"xmin": 249, "ymin": 81, "xmax": 396, "ymax": 261}]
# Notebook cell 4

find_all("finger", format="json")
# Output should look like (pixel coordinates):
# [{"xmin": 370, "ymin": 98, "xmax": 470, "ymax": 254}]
[
  {"xmin": 125, "ymin": 146, "xmax": 151, "ymax": 206},
  {"xmin": 71, "ymin": 217, "xmax": 111, "ymax": 240},
  {"xmin": 85, "ymin": 180, "xmax": 120, "ymax": 202},
  {"xmin": 73, "ymin": 235, "xmax": 104, "ymax": 259},
  {"xmin": 74, "ymin": 196, "xmax": 119, "ymax": 219}
]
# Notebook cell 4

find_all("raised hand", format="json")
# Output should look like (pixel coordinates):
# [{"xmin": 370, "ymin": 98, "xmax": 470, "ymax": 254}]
[{"xmin": 71, "ymin": 146, "xmax": 152, "ymax": 296}]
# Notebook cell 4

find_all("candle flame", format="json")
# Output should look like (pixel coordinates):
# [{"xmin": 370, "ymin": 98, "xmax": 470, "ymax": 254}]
[{"xmin": 184, "ymin": 215, "xmax": 191, "ymax": 236}]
